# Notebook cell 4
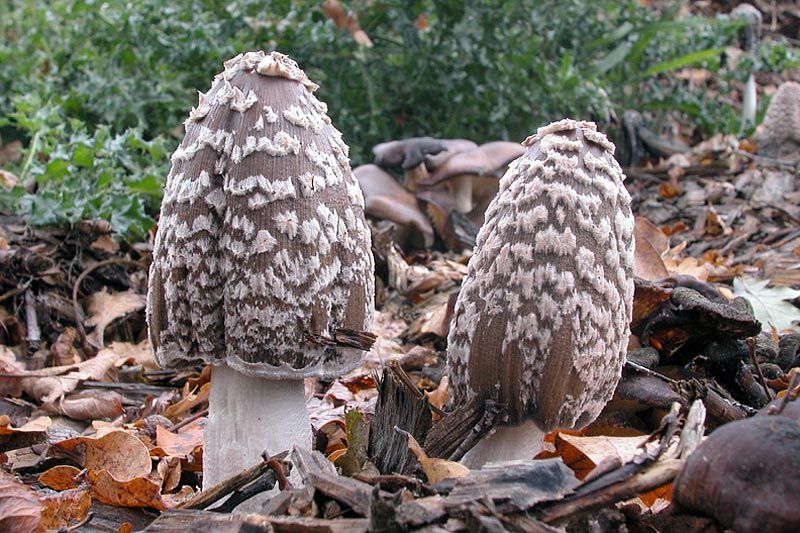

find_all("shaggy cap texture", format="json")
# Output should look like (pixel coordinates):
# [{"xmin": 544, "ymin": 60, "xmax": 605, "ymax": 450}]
[
  {"xmin": 447, "ymin": 119, "xmax": 634, "ymax": 431},
  {"xmin": 147, "ymin": 51, "xmax": 374, "ymax": 378}
]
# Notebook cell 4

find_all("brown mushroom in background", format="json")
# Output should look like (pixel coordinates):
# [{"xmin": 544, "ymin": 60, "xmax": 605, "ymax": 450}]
[
  {"xmin": 423, "ymin": 139, "xmax": 479, "ymax": 170},
  {"xmin": 372, "ymin": 137, "xmax": 447, "ymax": 188},
  {"xmin": 755, "ymin": 80, "xmax": 800, "ymax": 158},
  {"xmin": 147, "ymin": 51, "xmax": 374, "ymax": 491},
  {"xmin": 421, "ymin": 141, "xmax": 525, "ymax": 213},
  {"xmin": 672, "ymin": 414, "xmax": 800, "ymax": 532},
  {"xmin": 447, "ymin": 120, "xmax": 634, "ymax": 468},
  {"xmin": 354, "ymin": 164, "xmax": 434, "ymax": 248}
]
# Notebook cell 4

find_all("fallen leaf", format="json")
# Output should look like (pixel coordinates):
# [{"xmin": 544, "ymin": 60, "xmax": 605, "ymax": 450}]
[
  {"xmin": 90, "ymin": 234, "xmax": 119, "ymax": 254},
  {"xmin": 161, "ymin": 486, "xmax": 195, "ymax": 509},
  {"xmin": 554, "ymin": 433, "xmax": 648, "ymax": 480},
  {"xmin": 633, "ymin": 217, "xmax": 670, "ymax": 282},
  {"xmin": 0, "ymin": 416, "xmax": 52, "ymax": 436},
  {"xmin": 733, "ymin": 277, "xmax": 800, "ymax": 331},
  {"xmin": 53, "ymin": 429, "xmax": 152, "ymax": 481},
  {"xmin": 109, "ymin": 339, "xmax": 157, "ymax": 371},
  {"xmin": 155, "ymin": 456, "xmax": 182, "ymax": 492},
  {"xmin": 38, "ymin": 465, "xmax": 82, "ymax": 491},
  {"xmin": 46, "ymin": 389, "xmax": 124, "ymax": 420},
  {"xmin": 85, "ymin": 289, "xmax": 146, "ymax": 347},
  {"xmin": 20, "ymin": 349, "xmax": 119, "ymax": 404},
  {"xmin": 87, "ymin": 469, "xmax": 164, "ymax": 510},
  {"xmin": 155, "ymin": 424, "xmax": 203, "ymax": 470},
  {"xmin": 0, "ymin": 470, "xmax": 42, "ymax": 533},
  {"xmin": 163, "ymin": 382, "xmax": 210, "ymax": 420},
  {"xmin": 39, "ymin": 488, "xmax": 91, "ymax": 530},
  {"xmin": 402, "ymin": 428, "xmax": 469, "ymax": 483}
]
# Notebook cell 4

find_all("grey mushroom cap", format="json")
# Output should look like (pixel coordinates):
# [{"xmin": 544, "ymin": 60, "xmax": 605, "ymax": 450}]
[
  {"xmin": 372, "ymin": 137, "xmax": 448, "ymax": 170},
  {"xmin": 731, "ymin": 3, "xmax": 762, "ymax": 52},
  {"xmin": 424, "ymin": 139, "xmax": 479, "ymax": 170},
  {"xmin": 755, "ymin": 81, "xmax": 800, "ymax": 158},
  {"xmin": 446, "ymin": 119, "xmax": 635, "ymax": 431},
  {"xmin": 147, "ymin": 51, "xmax": 375, "ymax": 379},
  {"xmin": 424, "ymin": 141, "xmax": 526, "ymax": 186}
]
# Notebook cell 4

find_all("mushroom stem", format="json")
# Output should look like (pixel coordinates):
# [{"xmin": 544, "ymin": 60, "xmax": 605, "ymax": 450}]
[
  {"xmin": 204, "ymin": 365, "xmax": 312, "ymax": 490},
  {"xmin": 743, "ymin": 72, "xmax": 757, "ymax": 127},
  {"xmin": 452, "ymin": 175, "xmax": 473, "ymax": 213},
  {"xmin": 459, "ymin": 420, "xmax": 545, "ymax": 469}
]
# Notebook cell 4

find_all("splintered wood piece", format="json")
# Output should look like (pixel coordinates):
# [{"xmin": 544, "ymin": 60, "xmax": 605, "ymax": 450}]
[
  {"xmin": 368, "ymin": 364, "xmax": 432, "ymax": 475},
  {"xmin": 145, "ymin": 509, "xmax": 369, "ymax": 533},
  {"xmin": 423, "ymin": 396, "xmax": 504, "ymax": 461},
  {"xmin": 292, "ymin": 446, "xmax": 388, "ymax": 517}
]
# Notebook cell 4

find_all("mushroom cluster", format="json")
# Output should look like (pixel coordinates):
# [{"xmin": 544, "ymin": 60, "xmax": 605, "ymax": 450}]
[
  {"xmin": 355, "ymin": 136, "xmax": 524, "ymax": 251},
  {"xmin": 446, "ymin": 119, "xmax": 635, "ymax": 467},
  {"xmin": 147, "ymin": 51, "xmax": 374, "ymax": 489}
]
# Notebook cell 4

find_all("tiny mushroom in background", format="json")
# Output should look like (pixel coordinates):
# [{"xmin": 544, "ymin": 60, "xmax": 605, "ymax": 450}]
[
  {"xmin": 755, "ymin": 80, "xmax": 800, "ymax": 158},
  {"xmin": 354, "ymin": 163, "xmax": 435, "ymax": 248},
  {"xmin": 447, "ymin": 120, "xmax": 634, "ymax": 468},
  {"xmin": 147, "ymin": 51, "xmax": 375, "ymax": 489},
  {"xmin": 421, "ymin": 141, "xmax": 525, "ymax": 214},
  {"xmin": 731, "ymin": 3, "xmax": 762, "ymax": 128},
  {"xmin": 372, "ymin": 137, "xmax": 479, "ymax": 191}
]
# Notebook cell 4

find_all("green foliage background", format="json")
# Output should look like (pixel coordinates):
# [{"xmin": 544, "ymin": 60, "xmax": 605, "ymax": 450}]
[{"xmin": 1, "ymin": 0, "xmax": 797, "ymax": 237}]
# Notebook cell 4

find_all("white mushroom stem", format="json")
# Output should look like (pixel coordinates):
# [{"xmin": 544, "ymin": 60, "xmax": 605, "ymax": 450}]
[
  {"xmin": 459, "ymin": 420, "xmax": 545, "ymax": 469},
  {"xmin": 452, "ymin": 175, "xmax": 474, "ymax": 213},
  {"xmin": 743, "ymin": 72, "xmax": 757, "ymax": 126},
  {"xmin": 203, "ymin": 364, "xmax": 313, "ymax": 490}
]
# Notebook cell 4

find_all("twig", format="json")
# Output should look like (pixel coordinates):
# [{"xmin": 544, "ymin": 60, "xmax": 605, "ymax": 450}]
[
  {"xmin": 171, "ymin": 408, "xmax": 208, "ymax": 432},
  {"xmin": 733, "ymin": 148, "xmax": 800, "ymax": 171},
  {"xmin": 71, "ymin": 258, "xmax": 146, "ymax": 350},
  {"xmin": 775, "ymin": 372, "xmax": 800, "ymax": 416},
  {"xmin": 24, "ymin": 290, "xmax": 41, "ymax": 345},
  {"xmin": 178, "ymin": 451, "xmax": 289, "ymax": 510},
  {"xmin": 746, "ymin": 337, "xmax": 774, "ymax": 401},
  {"xmin": 208, "ymin": 469, "xmax": 278, "ymax": 513},
  {"xmin": 0, "ymin": 278, "xmax": 30, "ymax": 303}
]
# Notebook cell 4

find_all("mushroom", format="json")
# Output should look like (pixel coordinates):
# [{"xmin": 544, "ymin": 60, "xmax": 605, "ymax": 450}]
[
  {"xmin": 446, "ymin": 120, "xmax": 634, "ymax": 468},
  {"xmin": 754, "ymin": 80, "xmax": 800, "ymax": 158},
  {"xmin": 354, "ymin": 164, "xmax": 434, "ymax": 248},
  {"xmin": 372, "ymin": 138, "xmax": 479, "ymax": 191},
  {"xmin": 421, "ymin": 141, "xmax": 525, "ymax": 213},
  {"xmin": 731, "ymin": 3, "xmax": 762, "ymax": 128},
  {"xmin": 146, "ymin": 51, "xmax": 375, "ymax": 490}
]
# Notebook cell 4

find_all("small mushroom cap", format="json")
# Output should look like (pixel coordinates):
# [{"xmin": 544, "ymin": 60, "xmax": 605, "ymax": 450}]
[
  {"xmin": 755, "ymin": 81, "xmax": 800, "ymax": 158},
  {"xmin": 425, "ymin": 141, "xmax": 525, "ymax": 185},
  {"xmin": 424, "ymin": 139, "xmax": 479, "ymax": 170},
  {"xmin": 147, "ymin": 51, "xmax": 374, "ymax": 379},
  {"xmin": 354, "ymin": 164, "xmax": 434, "ymax": 247},
  {"xmin": 447, "ymin": 120, "xmax": 634, "ymax": 430},
  {"xmin": 372, "ymin": 137, "xmax": 448, "ymax": 170},
  {"xmin": 731, "ymin": 3, "xmax": 762, "ymax": 51}
]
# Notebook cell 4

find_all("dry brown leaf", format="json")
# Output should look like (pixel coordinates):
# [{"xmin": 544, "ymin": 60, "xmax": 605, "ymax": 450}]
[
  {"xmin": 426, "ymin": 375, "xmax": 449, "ymax": 421},
  {"xmin": 0, "ymin": 416, "xmax": 51, "ymax": 436},
  {"xmin": 20, "ymin": 349, "xmax": 119, "ymax": 404},
  {"xmin": 39, "ymin": 488, "xmax": 91, "ymax": 530},
  {"xmin": 85, "ymin": 289, "xmax": 146, "ymax": 346},
  {"xmin": 403, "ymin": 430, "xmax": 469, "ymax": 483},
  {"xmin": 90, "ymin": 234, "xmax": 119, "ymax": 254},
  {"xmin": 552, "ymin": 433, "xmax": 648, "ymax": 480},
  {"xmin": 163, "ymin": 382, "xmax": 210, "ymax": 420},
  {"xmin": 155, "ymin": 424, "xmax": 203, "ymax": 464},
  {"xmin": 109, "ymin": 339, "xmax": 157, "ymax": 371},
  {"xmin": 0, "ymin": 470, "xmax": 42, "ymax": 533},
  {"xmin": 87, "ymin": 469, "xmax": 165, "ymax": 510},
  {"xmin": 161, "ymin": 486, "xmax": 195, "ymax": 509},
  {"xmin": 0, "ymin": 345, "xmax": 24, "ymax": 397},
  {"xmin": 53, "ymin": 429, "xmax": 152, "ymax": 481},
  {"xmin": 47, "ymin": 389, "xmax": 125, "ymax": 420},
  {"xmin": 633, "ymin": 217, "xmax": 670, "ymax": 282},
  {"xmin": 38, "ymin": 465, "xmax": 82, "ymax": 491},
  {"xmin": 155, "ymin": 456, "xmax": 182, "ymax": 492}
]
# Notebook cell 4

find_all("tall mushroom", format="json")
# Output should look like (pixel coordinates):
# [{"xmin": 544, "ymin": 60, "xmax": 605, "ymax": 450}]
[
  {"xmin": 447, "ymin": 120, "xmax": 634, "ymax": 468},
  {"xmin": 421, "ymin": 141, "xmax": 525, "ymax": 213},
  {"xmin": 755, "ymin": 80, "xmax": 800, "ymax": 158},
  {"xmin": 146, "ymin": 51, "xmax": 375, "ymax": 489},
  {"xmin": 732, "ymin": 3, "xmax": 762, "ymax": 128}
]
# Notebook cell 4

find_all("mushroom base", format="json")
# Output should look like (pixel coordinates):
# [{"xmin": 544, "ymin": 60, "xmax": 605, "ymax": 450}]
[
  {"xmin": 459, "ymin": 420, "xmax": 545, "ymax": 469},
  {"xmin": 203, "ymin": 365, "xmax": 312, "ymax": 502}
]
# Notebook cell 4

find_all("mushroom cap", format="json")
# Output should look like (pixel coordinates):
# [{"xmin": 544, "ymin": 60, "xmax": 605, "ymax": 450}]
[
  {"xmin": 731, "ymin": 3, "xmax": 762, "ymax": 51},
  {"xmin": 424, "ymin": 141, "xmax": 525, "ymax": 185},
  {"xmin": 424, "ymin": 139, "xmax": 479, "ymax": 170},
  {"xmin": 353, "ymin": 164, "xmax": 434, "ymax": 247},
  {"xmin": 372, "ymin": 137, "xmax": 448, "ymax": 170},
  {"xmin": 446, "ymin": 119, "xmax": 634, "ymax": 430},
  {"xmin": 755, "ymin": 81, "xmax": 800, "ymax": 158},
  {"xmin": 147, "ymin": 51, "xmax": 375, "ymax": 379}
]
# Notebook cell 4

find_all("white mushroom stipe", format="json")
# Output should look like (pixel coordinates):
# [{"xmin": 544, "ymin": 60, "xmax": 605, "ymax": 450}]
[
  {"xmin": 743, "ymin": 72, "xmax": 757, "ymax": 126},
  {"xmin": 452, "ymin": 175, "xmax": 474, "ymax": 213},
  {"xmin": 459, "ymin": 420, "xmax": 544, "ymax": 469},
  {"xmin": 203, "ymin": 365, "xmax": 312, "ymax": 490}
]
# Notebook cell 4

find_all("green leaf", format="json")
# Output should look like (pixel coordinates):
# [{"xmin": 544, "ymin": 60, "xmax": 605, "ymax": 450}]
[
  {"xmin": 732, "ymin": 277, "xmax": 800, "ymax": 332},
  {"xmin": 643, "ymin": 47, "xmax": 724, "ymax": 76},
  {"xmin": 72, "ymin": 144, "xmax": 95, "ymax": 167}
]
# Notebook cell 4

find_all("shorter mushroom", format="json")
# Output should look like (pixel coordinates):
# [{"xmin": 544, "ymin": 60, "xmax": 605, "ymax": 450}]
[
  {"xmin": 420, "ymin": 141, "xmax": 525, "ymax": 213},
  {"xmin": 731, "ymin": 3, "xmax": 762, "ymax": 128},
  {"xmin": 354, "ymin": 164, "xmax": 434, "ymax": 248},
  {"xmin": 372, "ymin": 138, "xmax": 479, "ymax": 191},
  {"xmin": 754, "ymin": 80, "xmax": 800, "ymax": 158},
  {"xmin": 447, "ymin": 120, "xmax": 634, "ymax": 468}
]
